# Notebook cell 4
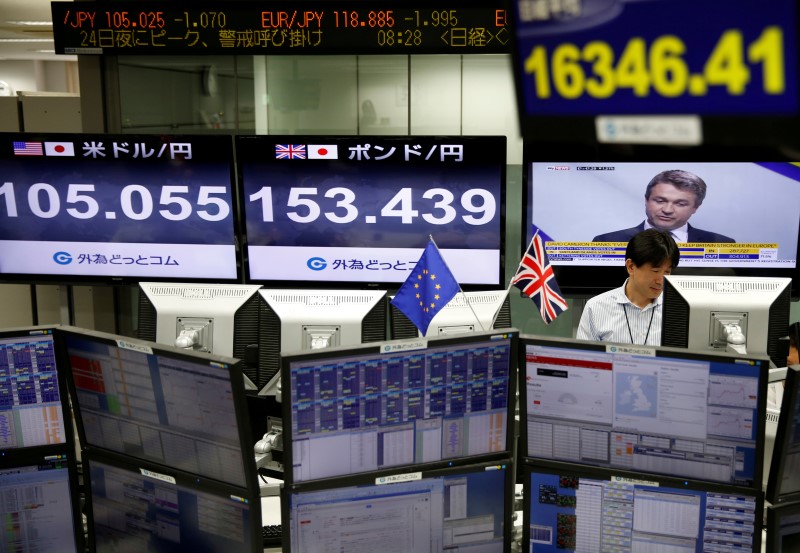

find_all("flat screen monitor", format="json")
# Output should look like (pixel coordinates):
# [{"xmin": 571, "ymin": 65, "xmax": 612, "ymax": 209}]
[
  {"xmin": 523, "ymin": 159, "xmax": 800, "ymax": 296},
  {"xmin": 661, "ymin": 275, "xmax": 792, "ymax": 368},
  {"xmin": 137, "ymin": 282, "xmax": 263, "ymax": 387},
  {"xmin": 0, "ymin": 133, "xmax": 240, "ymax": 283},
  {"xmin": 54, "ymin": 326, "xmax": 256, "ymax": 489},
  {"xmin": 256, "ymin": 289, "xmax": 388, "ymax": 390},
  {"xmin": 0, "ymin": 326, "xmax": 71, "ymax": 450},
  {"xmin": 766, "ymin": 366, "xmax": 800, "ymax": 504},
  {"xmin": 281, "ymin": 329, "xmax": 517, "ymax": 485},
  {"xmin": 0, "ymin": 451, "xmax": 83, "ymax": 553},
  {"xmin": 522, "ymin": 462, "xmax": 762, "ymax": 553},
  {"xmin": 520, "ymin": 335, "xmax": 770, "ymax": 489},
  {"xmin": 236, "ymin": 135, "xmax": 506, "ymax": 288},
  {"xmin": 84, "ymin": 450, "xmax": 260, "ymax": 553},
  {"xmin": 390, "ymin": 290, "xmax": 513, "ymax": 339},
  {"xmin": 284, "ymin": 460, "xmax": 513, "ymax": 553},
  {"xmin": 767, "ymin": 501, "xmax": 800, "ymax": 553}
]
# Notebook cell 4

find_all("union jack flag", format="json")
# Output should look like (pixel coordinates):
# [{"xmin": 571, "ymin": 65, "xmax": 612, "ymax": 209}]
[
  {"xmin": 511, "ymin": 230, "xmax": 568, "ymax": 324},
  {"xmin": 275, "ymin": 144, "xmax": 306, "ymax": 159}
]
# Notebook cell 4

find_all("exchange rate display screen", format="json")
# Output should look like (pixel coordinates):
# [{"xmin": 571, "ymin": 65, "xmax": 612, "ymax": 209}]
[
  {"xmin": 0, "ymin": 134, "xmax": 239, "ymax": 283},
  {"xmin": 237, "ymin": 135, "xmax": 506, "ymax": 287}
]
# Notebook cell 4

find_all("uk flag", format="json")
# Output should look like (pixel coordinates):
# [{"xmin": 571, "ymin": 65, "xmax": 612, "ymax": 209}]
[
  {"xmin": 511, "ymin": 229, "xmax": 568, "ymax": 324},
  {"xmin": 275, "ymin": 144, "xmax": 306, "ymax": 159}
]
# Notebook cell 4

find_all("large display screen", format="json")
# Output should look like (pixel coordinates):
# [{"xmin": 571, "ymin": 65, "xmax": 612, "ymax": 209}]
[
  {"xmin": 0, "ymin": 134, "xmax": 239, "ymax": 282},
  {"xmin": 520, "ymin": 337, "xmax": 769, "ymax": 489},
  {"xmin": 237, "ymin": 135, "xmax": 506, "ymax": 287},
  {"xmin": 523, "ymin": 464, "xmax": 761, "ymax": 553},
  {"xmin": 282, "ymin": 330, "xmax": 517, "ymax": 484},
  {"xmin": 56, "ymin": 327, "xmax": 253, "ymax": 489}
]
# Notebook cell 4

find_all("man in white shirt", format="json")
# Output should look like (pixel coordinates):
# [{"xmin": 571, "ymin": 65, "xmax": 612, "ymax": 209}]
[
  {"xmin": 592, "ymin": 169, "xmax": 735, "ymax": 244},
  {"xmin": 577, "ymin": 229, "xmax": 680, "ymax": 346}
]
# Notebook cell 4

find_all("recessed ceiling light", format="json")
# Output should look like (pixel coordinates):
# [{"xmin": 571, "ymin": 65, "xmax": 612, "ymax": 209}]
[
  {"xmin": 0, "ymin": 38, "xmax": 53, "ymax": 43},
  {"xmin": 5, "ymin": 21, "xmax": 53, "ymax": 26}
]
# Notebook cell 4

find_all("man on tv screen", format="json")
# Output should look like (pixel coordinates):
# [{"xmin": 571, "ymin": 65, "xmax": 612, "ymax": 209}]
[
  {"xmin": 577, "ymin": 229, "xmax": 680, "ymax": 346},
  {"xmin": 592, "ymin": 169, "xmax": 735, "ymax": 244}
]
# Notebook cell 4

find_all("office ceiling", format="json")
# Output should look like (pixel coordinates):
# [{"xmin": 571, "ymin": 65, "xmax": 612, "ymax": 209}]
[{"xmin": 0, "ymin": 0, "xmax": 74, "ymax": 61}]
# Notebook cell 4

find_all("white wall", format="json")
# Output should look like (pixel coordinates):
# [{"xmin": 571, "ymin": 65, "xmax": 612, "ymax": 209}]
[{"xmin": 0, "ymin": 60, "xmax": 78, "ymax": 95}]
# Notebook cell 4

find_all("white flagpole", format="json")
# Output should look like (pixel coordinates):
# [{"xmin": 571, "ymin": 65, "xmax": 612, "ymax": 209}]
[{"xmin": 428, "ymin": 235, "xmax": 487, "ymax": 332}]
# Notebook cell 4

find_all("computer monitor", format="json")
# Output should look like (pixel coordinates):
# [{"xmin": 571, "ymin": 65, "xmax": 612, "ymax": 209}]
[
  {"xmin": 522, "ymin": 159, "xmax": 800, "ymax": 297},
  {"xmin": 284, "ymin": 460, "xmax": 513, "ymax": 553},
  {"xmin": 281, "ymin": 329, "xmax": 517, "ymax": 484},
  {"xmin": 0, "ymin": 133, "xmax": 240, "ymax": 284},
  {"xmin": 520, "ymin": 335, "xmax": 770, "ymax": 489},
  {"xmin": 767, "ymin": 501, "xmax": 800, "ymax": 553},
  {"xmin": 137, "ymin": 282, "xmax": 264, "ymax": 387},
  {"xmin": 54, "ymin": 325, "xmax": 257, "ymax": 490},
  {"xmin": 522, "ymin": 462, "xmax": 762, "ymax": 553},
  {"xmin": 236, "ymin": 135, "xmax": 507, "ymax": 288},
  {"xmin": 256, "ymin": 289, "xmax": 388, "ymax": 388},
  {"xmin": 0, "ymin": 326, "xmax": 71, "ymax": 449},
  {"xmin": 390, "ymin": 290, "xmax": 513, "ymax": 339},
  {"xmin": 661, "ymin": 275, "xmax": 792, "ymax": 367},
  {"xmin": 84, "ymin": 450, "xmax": 260, "ymax": 553},
  {"xmin": 0, "ymin": 450, "xmax": 83, "ymax": 553},
  {"xmin": 766, "ymin": 366, "xmax": 800, "ymax": 504}
]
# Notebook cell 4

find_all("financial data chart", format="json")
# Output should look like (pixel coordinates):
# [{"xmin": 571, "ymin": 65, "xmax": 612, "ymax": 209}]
[
  {"xmin": 286, "ymin": 333, "xmax": 514, "ymax": 483},
  {"xmin": 525, "ymin": 466, "xmax": 759, "ymax": 553},
  {"xmin": 522, "ymin": 341, "xmax": 766, "ymax": 488},
  {"xmin": 287, "ymin": 462, "xmax": 510, "ymax": 553},
  {"xmin": 0, "ymin": 454, "xmax": 78, "ymax": 553},
  {"xmin": 63, "ymin": 334, "xmax": 248, "ymax": 487},
  {"xmin": 0, "ymin": 332, "xmax": 66, "ymax": 449},
  {"xmin": 87, "ymin": 455, "xmax": 256, "ymax": 553}
]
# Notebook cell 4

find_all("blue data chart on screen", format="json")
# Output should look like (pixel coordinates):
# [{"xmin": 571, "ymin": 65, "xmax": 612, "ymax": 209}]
[
  {"xmin": 288, "ymin": 336, "xmax": 513, "ymax": 483},
  {"xmin": 526, "ymin": 469, "xmax": 759, "ymax": 553},
  {"xmin": 0, "ymin": 134, "xmax": 238, "ymax": 281},
  {"xmin": 511, "ymin": 0, "xmax": 798, "ymax": 116},
  {"xmin": 0, "ymin": 332, "xmax": 66, "ymax": 449},
  {"xmin": 64, "ymin": 335, "xmax": 247, "ymax": 488},
  {"xmin": 523, "ymin": 343, "xmax": 764, "ymax": 488}
]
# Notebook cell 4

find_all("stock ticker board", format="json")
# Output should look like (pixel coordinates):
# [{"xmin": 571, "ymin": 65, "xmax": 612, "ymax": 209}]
[{"xmin": 51, "ymin": 0, "xmax": 511, "ymax": 55}]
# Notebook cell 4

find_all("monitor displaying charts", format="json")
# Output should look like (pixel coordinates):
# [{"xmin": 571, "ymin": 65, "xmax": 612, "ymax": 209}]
[
  {"xmin": 0, "ymin": 326, "xmax": 68, "ymax": 450},
  {"xmin": 520, "ymin": 335, "xmax": 769, "ymax": 489},
  {"xmin": 284, "ymin": 460, "xmax": 513, "ymax": 553},
  {"xmin": 55, "ymin": 326, "xmax": 255, "ymax": 489},
  {"xmin": 522, "ymin": 463, "xmax": 761, "ymax": 553},
  {"xmin": 281, "ymin": 329, "xmax": 518, "ymax": 484},
  {"xmin": 767, "ymin": 501, "xmax": 800, "ymax": 553}
]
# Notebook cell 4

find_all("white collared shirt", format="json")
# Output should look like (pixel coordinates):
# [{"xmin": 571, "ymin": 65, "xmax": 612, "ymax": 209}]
[
  {"xmin": 644, "ymin": 220, "xmax": 688, "ymax": 243},
  {"xmin": 576, "ymin": 280, "xmax": 663, "ymax": 346}
]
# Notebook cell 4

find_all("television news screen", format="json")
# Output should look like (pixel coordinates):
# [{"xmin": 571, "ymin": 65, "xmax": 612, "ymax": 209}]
[
  {"xmin": 0, "ymin": 134, "xmax": 240, "ymax": 283},
  {"xmin": 523, "ymin": 159, "xmax": 800, "ymax": 295},
  {"xmin": 84, "ymin": 450, "xmax": 260, "ymax": 553},
  {"xmin": 283, "ymin": 460, "xmax": 513, "ymax": 553},
  {"xmin": 236, "ymin": 135, "xmax": 506, "ymax": 287},
  {"xmin": 522, "ymin": 462, "xmax": 762, "ymax": 553},
  {"xmin": 0, "ymin": 326, "xmax": 70, "ymax": 450},
  {"xmin": 281, "ymin": 329, "xmax": 518, "ymax": 485},
  {"xmin": 766, "ymin": 366, "xmax": 800, "ymax": 504},
  {"xmin": 54, "ymin": 326, "xmax": 256, "ymax": 490},
  {"xmin": 520, "ymin": 335, "xmax": 769, "ymax": 490},
  {"xmin": 0, "ymin": 451, "xmax": 83, "ymax": 553}
]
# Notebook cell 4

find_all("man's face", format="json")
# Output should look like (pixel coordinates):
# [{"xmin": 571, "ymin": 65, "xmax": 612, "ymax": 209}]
[
  {"xmin": 626, "ymin": 259, "xmax": 673, "ymax": 303},
  {"xmin": 645, "ymin": 182, "xmax": 699, "ymax": 232}
]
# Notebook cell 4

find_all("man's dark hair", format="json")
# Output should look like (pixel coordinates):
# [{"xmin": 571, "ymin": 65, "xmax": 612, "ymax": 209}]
[
  {"xmin": 645, "ymin": 170, "xmax": 707, "ymax": 207},
  {"xmin": 790, "ymin": 322, "xmax": 800, "ymax": 350},
  {"xmin": 626, "ymin": 229, "xmax": 680, "ymax": 269}
]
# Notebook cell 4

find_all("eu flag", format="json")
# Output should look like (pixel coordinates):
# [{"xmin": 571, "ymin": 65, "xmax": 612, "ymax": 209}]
[{"xmin": 391, "ymin": 240, "xmax": 460, "ymax": 335}]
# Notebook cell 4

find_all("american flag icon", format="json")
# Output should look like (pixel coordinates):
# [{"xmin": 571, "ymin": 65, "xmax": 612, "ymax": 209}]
[
  {"xmin": 13, "ymin": 141, "xmax": 43, "ymax": 156},
  {"xmin": 275, "ymin": 144, "xmax": 306, "ymax": 159}
]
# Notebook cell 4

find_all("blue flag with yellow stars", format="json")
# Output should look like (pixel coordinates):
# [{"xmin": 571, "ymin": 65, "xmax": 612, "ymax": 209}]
[{"xmin": 391, "ymin": 239, "xmax": 460, "ymax": 335}]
